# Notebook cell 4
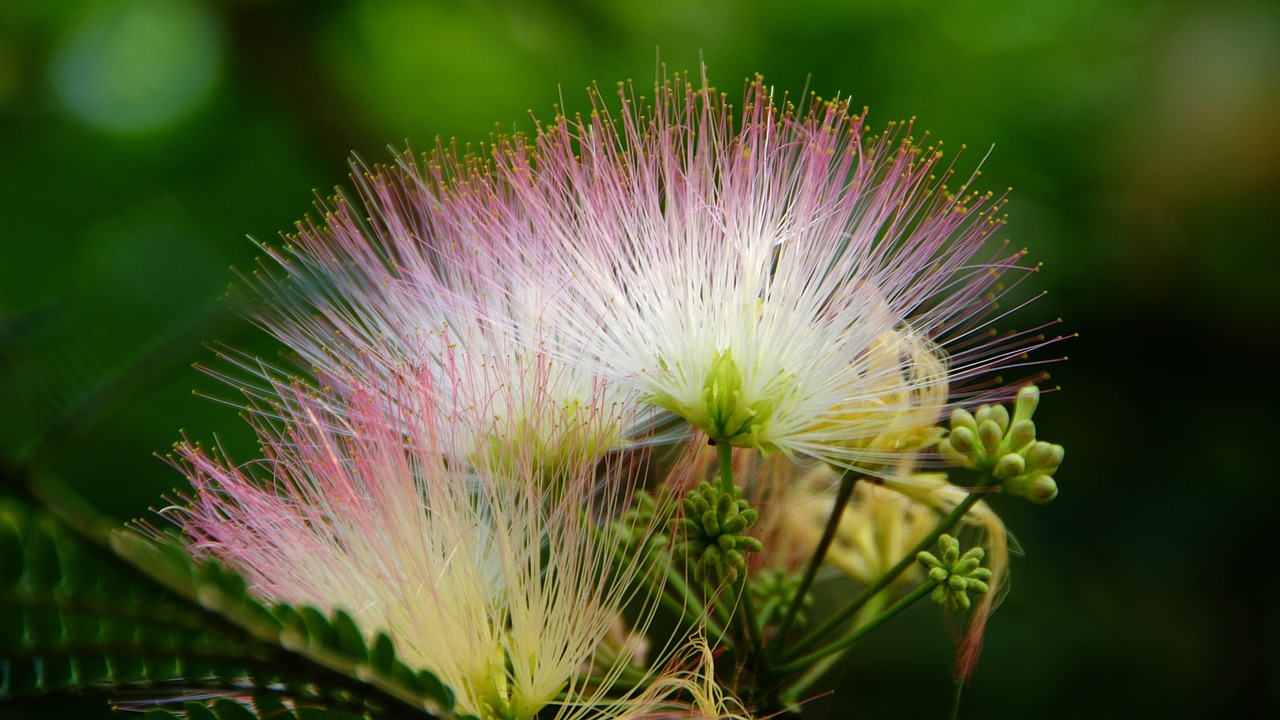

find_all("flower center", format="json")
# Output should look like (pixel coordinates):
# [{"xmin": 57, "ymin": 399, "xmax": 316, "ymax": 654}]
[{"xmin": 652, "ymin": 349, "xmax": 780, "ymax": 450}]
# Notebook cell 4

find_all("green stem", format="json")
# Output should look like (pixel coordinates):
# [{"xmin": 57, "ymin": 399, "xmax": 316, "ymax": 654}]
[
  {"xmin": 587, "ymin": 511, "xmax": 724, "ymax": 642},
  {"xmin": 710, "ymin": 579, "xmax": 735, "ymax": 630},
  {"xmin": 781, "ymin": 589, "xmax": 888, "ymax": 701},
  {"xmin": 951, "ymin": 681, "xmax": 965, "ymax": 720},
  {"xmin": 714, "ymin": 441, "xmax": 764, "ymax": 659},
  {"xmin": 666, "ymin": 557, "xmax": 727, "ymax": 639},
  {"xmin": 575, "ymin": 658, "xmax": 651, "ymax": 694},
  {"xmin": 716, "ymin": 441, "xmax": 735, "ymax": 495},
  {"xmin": 773, "ymin": 583, "xmax": 934, "ymax": 676},
  {"xmin": 776, "ymin": 475, "xmax": 995, "ymax": 664},
  {"xmin": 857, "ymin": 589, "xmax": 891, "ymax": 629},
  {"xmin": 734, "ymin": 572, "xmax": 765, "ymax": 663},
  {"xmin": 768, "ymin": 469, "xmax": 861, "ymax": 653}
]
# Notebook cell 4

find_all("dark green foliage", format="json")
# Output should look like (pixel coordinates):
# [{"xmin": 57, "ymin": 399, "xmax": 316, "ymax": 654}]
[
  {"xmin": 0, "ymin": 497, "xmax": 461, "ymax": 719},
  {"xmin": 141, "ymin": 697, "xmax": 366, "ymax": 720}
]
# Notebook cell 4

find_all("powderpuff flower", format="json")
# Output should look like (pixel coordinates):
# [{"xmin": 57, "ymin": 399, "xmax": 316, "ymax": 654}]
[
  {"xmin": 168, "ymin": 365, "xmax": 691, "ymax": 720},
  {"xmin": 229, "ymin": 147, "xmax": 651, "ymax": 465},
  {"xmin": 467, "ymin": 72, "xmax": 1052, "ymax": 470}
]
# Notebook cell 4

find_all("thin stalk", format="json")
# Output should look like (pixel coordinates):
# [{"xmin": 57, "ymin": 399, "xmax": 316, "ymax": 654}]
[
  {"xmin": 768, "ymin": 469, "xmax": 861, "ymax": 653},
  {"xmin": 574, "ymin": 658, "xmax": 651, "ymax": 693},
  {"xmin": 856, "ymin": 589, "xmax": 891, "ymax": 628},
  {"xmin": 951, "ymin": 681, "xmax": 965, "ymax": 720},
  {"xmin": 714, "ymin": 441, "xmax": 765, "ymax": 659},
  {"xmin": 734, "ymin": 571, "xmax": 765, "ymax": 663},
  {"xmin": 665, "ymin": 558, "xmax": 727, "ymax": 639},
  {"xmin": 711, "ymin": 584, "xmax": 735, "ymax": 631},
  {"xmin": 773, "ymin": 582, "xmax": 934, "ymax": 676},
  {"xmin": 716, "ymin": 441, "xmax": 735, "ymax": 494},
  {"xmin": 776, "ymin": 475, "xmax": 995, "ymax": 664},
  {"xmin": 782, "ymin": 588, "xmax": 888, "ymax": 700},
  {"xmin": 590, "ymin": 517, "xmax": 723, "ymax": 642}
]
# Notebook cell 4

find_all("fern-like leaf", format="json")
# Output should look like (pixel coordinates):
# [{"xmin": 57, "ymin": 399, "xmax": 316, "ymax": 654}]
[{"xmin": 0, "ymin": 497, "xmax": 463, "ymax": 719}]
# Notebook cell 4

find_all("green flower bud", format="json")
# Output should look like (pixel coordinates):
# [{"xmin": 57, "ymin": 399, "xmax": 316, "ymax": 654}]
[
  {"xmin": 948, "ymin": 425, "xmax": 977, "ymax": 454},
  {"xmin": 954, "ymin": 555, "xmax": 982, "ymax": 577},
  {"xmin": 917, "ymin": 534, "xmax": 994, "ymax": 612},
  {"xmin": 610, "ymin": 489, "xmax": 674, "ymax": 556},
  {"xmin": 751, "ymin": 568, "xmax": 815, "ymax": 629},
  {"xmin": 939, "ymin": 534, "xmax": 962, "ymax": 564},
  {"xmin": 993, "ymin": 452, "xmax": 1026, "ymax": 480},
  {"xmin": 1028, "ymin": 442, "xmax": 1065, "ymax": 473},
  {"xmin": 1012, "ymin": 385, "xmax": 1040, "ymax": 425},
  {"xmin": 943, "ymin": 385, "xmax": 1064, "ymax": 504},
  {"xmin": 1025, "ymin": 475, "xmax": 1058, "ymax": 504},
  {"xmin": 673, "ymin": 481, "xmax": 763, "ymax": 585},
  {"xmin": 989, "ymin": 404, "xmax": 1010, "ymax": 433},
  {"xmin": 951, "ymin": 407, "xmax": 978, "ymax": 434},
  {"xmin": 978, "ymin": 418, "xmax": 1003, "ymax": 458},
  {"xmin": 1007, "ymin": 419, "xmax": 1036, "ymax": 452}
]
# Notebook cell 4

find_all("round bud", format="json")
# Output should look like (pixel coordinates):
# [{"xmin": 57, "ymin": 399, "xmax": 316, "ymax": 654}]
[
  {"xmin": 1025, "ymin": 475, "xmax": 1058, "ymax": 504},
  {"xmin": 1025, "ymin": 441, "xmax": 1064, "ymax": 472},
  {"xmin": 1007, "ymin": 419, "xmax": 1036, "ymax": 452},
  {"xmin": 948, "ymin": 425, "xmax": 977, "ymax": 453},
  {"xmin": 950, "ymin": 407, "xmax": 978, "ymax": 433},
  {"xmin": 1013, "ymin": 385, "xmax": 1040, "ymax": 424},
  {"xmin": 994, "ymin": 452, "xmax": 1026, "ymax": 480},
  {"xmin": 989, "ymin": 404, "xmax": 1010, "ymax": 433},
  {"xmin": 978, "ymin": 419, "xmax": 1003, "ymax": 458}
]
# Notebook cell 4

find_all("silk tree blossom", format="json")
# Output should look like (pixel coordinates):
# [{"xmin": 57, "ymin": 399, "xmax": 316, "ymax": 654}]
[
  {"xmin": 231, "ymin": 151, "xmax": 652, "ymax": 463},
  {"xmin": 456, "ymin": 73, "xmax": 1053, "ymax": 470},
  {"xmin": 168, "ymin": 365, "xmax": 702, "ymax": 720}
]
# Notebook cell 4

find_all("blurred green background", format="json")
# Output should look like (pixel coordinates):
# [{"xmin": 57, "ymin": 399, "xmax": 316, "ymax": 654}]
[{"xmin": 1, "ymin": 0, "xmax": 1277, "ymax": 718}]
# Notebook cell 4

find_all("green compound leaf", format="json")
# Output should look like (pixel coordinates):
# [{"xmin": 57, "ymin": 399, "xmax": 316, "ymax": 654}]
[
  {"xmin": 138, "ymin": 696, "xmax": 373, "ymax": 720},
  {"xmin": 0, "ymin": 496, "xmax": 463, "ymax": 719}
]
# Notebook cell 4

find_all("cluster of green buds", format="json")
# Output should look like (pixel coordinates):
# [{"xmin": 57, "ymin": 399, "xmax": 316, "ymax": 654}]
[
  {"xmin": 672, "ymin": 481, "xmax": 763, "ymax": 585},
  {"xmin": 610, "ymin": 489, "xmax": 675, "ymax": 557},
  {"xmin": 751, "ymin": 567, "xmax": 813, "ymax": 629},
  {"xmin": 939, "ymin": 385, "xmax": 1064, "ymax": 503},
  {"xmin": 917, "ymin": 534, "xmax": 992, "ymax": 612}
]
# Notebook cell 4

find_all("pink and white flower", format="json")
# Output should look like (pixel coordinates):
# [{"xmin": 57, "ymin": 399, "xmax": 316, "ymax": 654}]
[
  {"xmin": 170, "ymin": 365, "xmax": 684, "ymax": 720},
  {"xmin": 458, "ymin": 73, "xmax": 1053, "ymax": 469},
  {"xmin": 234, "ymin": 150, "xmax": 651, "ymax": 463}
]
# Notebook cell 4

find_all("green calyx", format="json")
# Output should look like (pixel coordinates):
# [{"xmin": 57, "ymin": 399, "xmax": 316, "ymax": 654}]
[
  {"xmin": 673, "ymin": 481, "xmax": 763, "ymax": 585},
  {"xmin": 939, "ymin": 385, "xmax": 1064, "ymax": 503},
  {"xmin": 651, "ymin": 349, "xmax": 778, "ymax": 450},
  {"xmin": 916, "ymin": 534, "xmax": 992, "ymax": 612}
]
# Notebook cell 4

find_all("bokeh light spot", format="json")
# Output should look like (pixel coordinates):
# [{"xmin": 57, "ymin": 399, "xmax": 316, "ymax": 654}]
[{"xmin": 48, "ymin": 0, "xmax": 224, "ymax": 134}]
